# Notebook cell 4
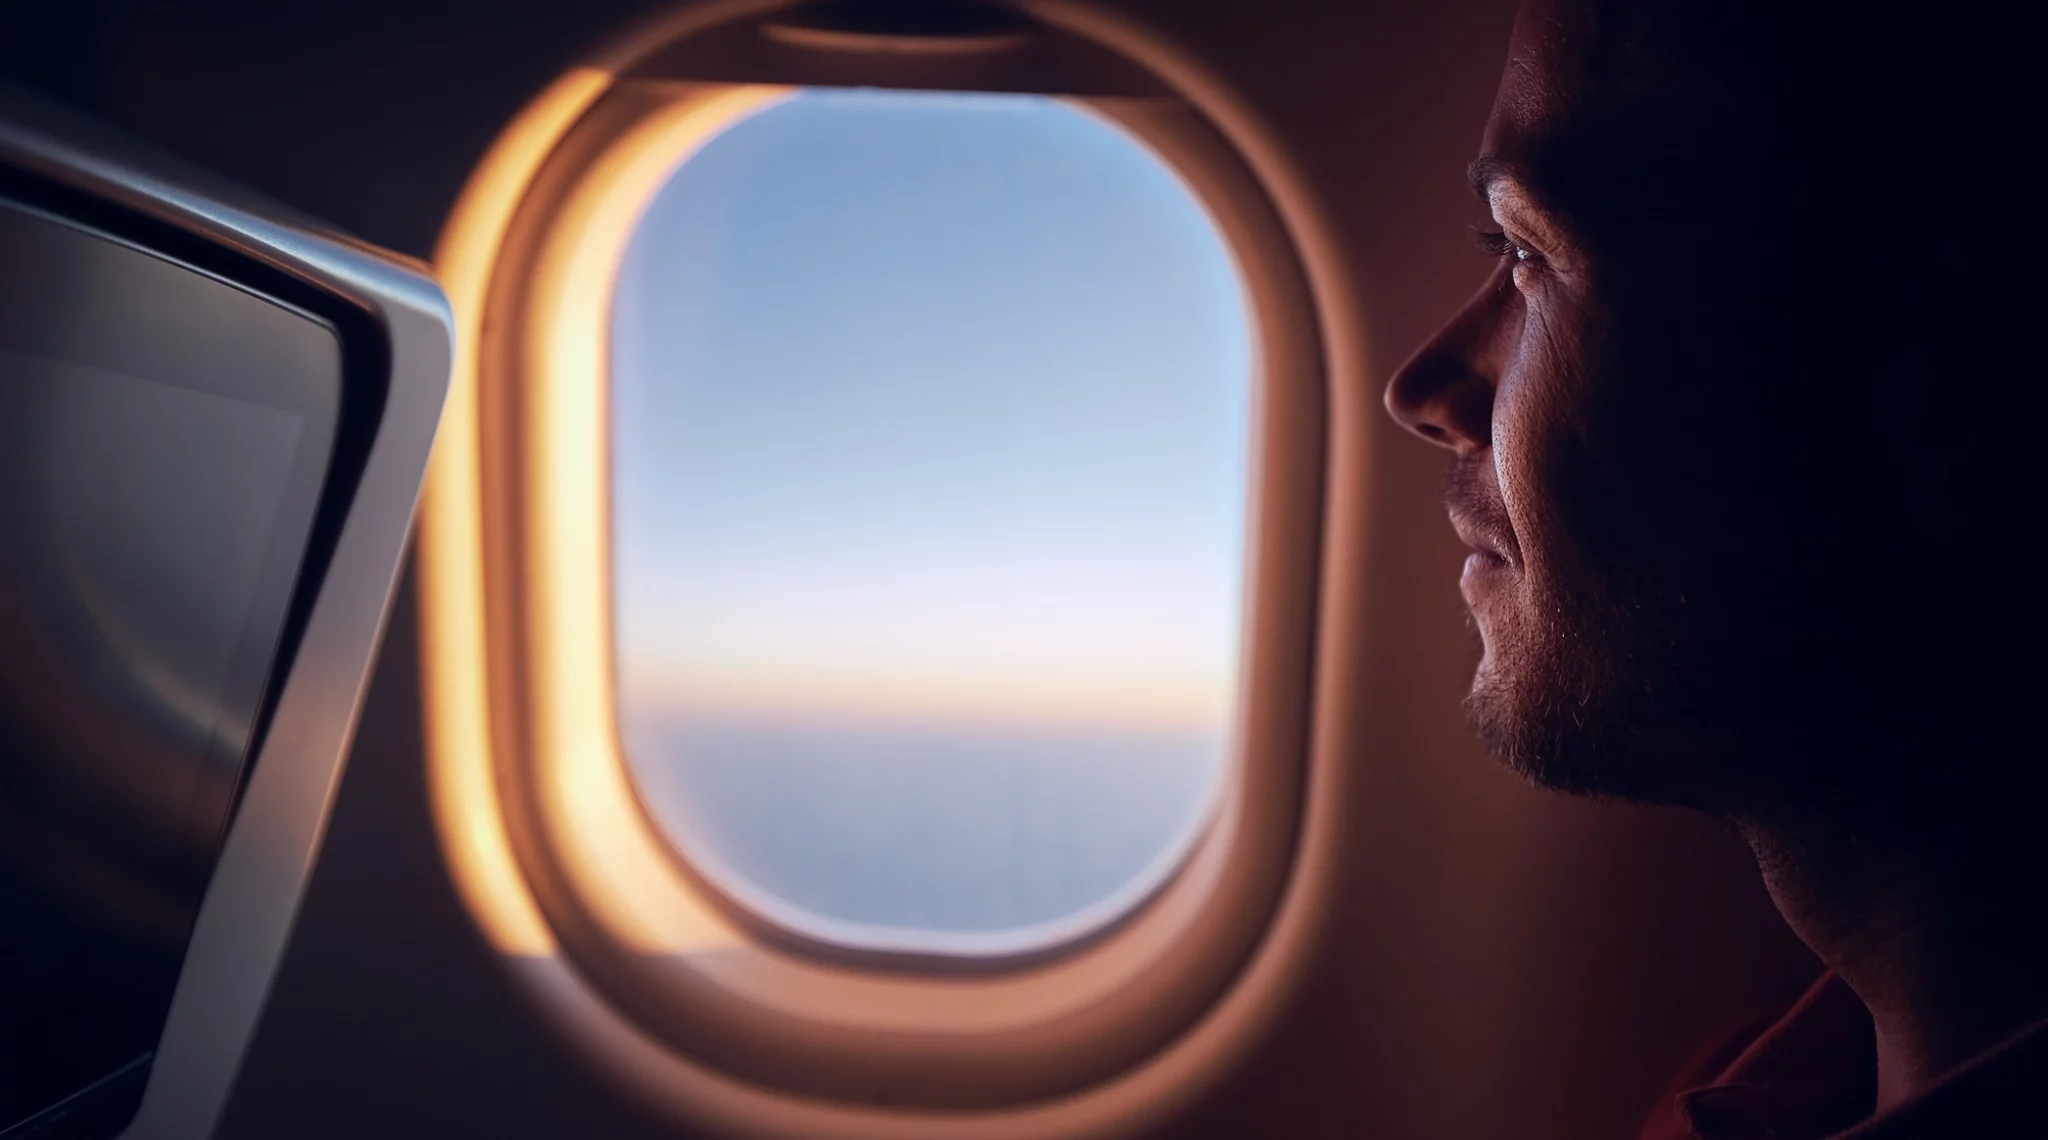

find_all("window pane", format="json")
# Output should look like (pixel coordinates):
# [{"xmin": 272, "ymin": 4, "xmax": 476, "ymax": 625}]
[{"xmin": 611, "ymin": 89, "xmax": 1253, "ymax": 953}]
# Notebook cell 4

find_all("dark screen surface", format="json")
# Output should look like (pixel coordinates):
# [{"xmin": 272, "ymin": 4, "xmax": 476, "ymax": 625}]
[{"xmin": 0, "ymin": 198, "xmax": 340, "ymax": 1137}]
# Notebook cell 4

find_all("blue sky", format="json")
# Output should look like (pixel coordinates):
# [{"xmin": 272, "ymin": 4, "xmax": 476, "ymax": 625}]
[{"xmin": 609, "ymin": 89, "xmax": 1254, "ymax": 733}]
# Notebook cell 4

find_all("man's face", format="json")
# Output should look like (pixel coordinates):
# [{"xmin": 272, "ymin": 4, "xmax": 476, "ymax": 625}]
[{"xmin": 1385, "ymin": 0, "xmax": 1820, "ymax": 810}]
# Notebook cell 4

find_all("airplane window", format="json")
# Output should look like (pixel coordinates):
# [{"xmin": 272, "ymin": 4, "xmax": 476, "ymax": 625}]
[{"xmin": 610, "ymin": 89, "xmax": 1254, "ymax": 955}]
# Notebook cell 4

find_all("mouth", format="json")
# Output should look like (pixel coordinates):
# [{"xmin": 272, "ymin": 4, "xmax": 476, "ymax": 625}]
[
  {"xmin": 1449, "ymin": 513, "xmax": 1512, "ymax": 566},
  {"xmin": 1449, "ymin": 512, "xmax": 1513, "ymax": 601},
  {"xmin": 1460, "ymin": 548, "xmax": 1509, "ymax": 599}
]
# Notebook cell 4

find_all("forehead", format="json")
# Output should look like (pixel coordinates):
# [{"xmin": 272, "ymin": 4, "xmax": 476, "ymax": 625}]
[
  {"xmin": 1480, "ymin": 0, "xmax": 1601, "ymax": 169},
  {"xmin": 1472, "ymin": 0, "xmax": 1773, "ymax": 244}
]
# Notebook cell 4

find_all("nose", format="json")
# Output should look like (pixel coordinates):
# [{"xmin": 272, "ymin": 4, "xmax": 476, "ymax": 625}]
[{"xmin": 1383, "ymin": 282, "xmax": 1500, "ymax": 454}]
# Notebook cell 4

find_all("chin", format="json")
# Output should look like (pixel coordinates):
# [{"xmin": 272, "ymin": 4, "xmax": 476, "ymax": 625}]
[
  {"xmin": 1463, "ymin": 657, "xmax": 1546, "ymax": 781},
  {"xmin": 1462, "ymin": 637, "xmax": 1684, "ymax": 807}
]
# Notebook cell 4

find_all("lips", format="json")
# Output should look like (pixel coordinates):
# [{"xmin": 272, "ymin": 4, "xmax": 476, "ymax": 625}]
[
  {"xmin": 1458, "ymin": 547, "xmax": 1510, "ymax": 609},
  {"xmin": 1448, "ymin": 507, "xmax": 1515, "ymax": 606},
  {"xmin": 1449, "ymin": 511, "xmax": 1514, "ymax": 569},
  {"xmin": 1442, "ymin": 458, "xmax": 1516, "ymax": 572}
]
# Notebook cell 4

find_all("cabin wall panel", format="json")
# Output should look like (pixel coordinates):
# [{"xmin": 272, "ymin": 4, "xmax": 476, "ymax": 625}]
[{"xmin": 0, "ymin": 2, "xmax": 1818, "ymax": 1137}]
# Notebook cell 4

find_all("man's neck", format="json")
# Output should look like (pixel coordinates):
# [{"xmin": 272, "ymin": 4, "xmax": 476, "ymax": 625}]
[{"xmin": 1742, "ymin": 817, "xmax": 2048, "ymax": 1113}]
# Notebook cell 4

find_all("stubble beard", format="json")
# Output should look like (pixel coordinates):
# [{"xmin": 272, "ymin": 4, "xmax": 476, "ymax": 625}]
[{"xmin": 1459, "ymin": 556, "xmax": 1726, "ymax": 811}]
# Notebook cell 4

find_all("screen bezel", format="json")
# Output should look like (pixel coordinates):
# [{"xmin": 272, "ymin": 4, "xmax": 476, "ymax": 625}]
[
  {"xmin": 0, "ymin": 195, "xmax": 345, "ymax": 1138},
  {"xmin": 2, "ymin": 80, "xmax": 451, "ymax": 1140},
  {"xmin": 0, "ymin": 171, "xmax": 394, "ymax": 782}
]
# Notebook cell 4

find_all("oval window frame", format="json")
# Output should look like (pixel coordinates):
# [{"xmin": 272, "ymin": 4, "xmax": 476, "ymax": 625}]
[{"xmin": 421, "ymin": 1, "xmax": 1342, "ymax": 1132}]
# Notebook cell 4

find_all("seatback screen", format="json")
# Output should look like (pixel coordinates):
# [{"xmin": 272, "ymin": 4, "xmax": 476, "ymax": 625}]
[{"xmin": 0, "ymin": 198, "xmax": 340, "ymax": 1137}]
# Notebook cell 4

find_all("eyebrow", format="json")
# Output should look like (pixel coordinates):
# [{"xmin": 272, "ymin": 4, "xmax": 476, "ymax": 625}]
[{"xmin": 1466, "ymin": 153, "xmax": 1528, "ymax": 202}]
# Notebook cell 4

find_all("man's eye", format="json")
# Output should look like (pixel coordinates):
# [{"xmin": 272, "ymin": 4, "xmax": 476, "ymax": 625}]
[{"xmin": 1473, "ymin": 227, "xmax": 1536, "ymax": 265}]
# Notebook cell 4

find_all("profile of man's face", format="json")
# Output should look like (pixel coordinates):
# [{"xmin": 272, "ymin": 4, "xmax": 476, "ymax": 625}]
[{"xmin": 1387, "ymin": 0, "xmax": 1857, "ymax": 814}]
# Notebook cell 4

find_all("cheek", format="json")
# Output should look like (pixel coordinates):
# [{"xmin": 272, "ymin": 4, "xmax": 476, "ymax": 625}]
[{"xmin": 1490, "ymin": 302, "xmax": 1595, "ymax": 588}]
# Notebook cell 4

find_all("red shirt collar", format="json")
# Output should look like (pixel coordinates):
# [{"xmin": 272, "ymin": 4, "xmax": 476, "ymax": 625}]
[
  {"xmin": 1676, "ymin": 974, "xmax": 1875, "ymax": 1138},
  {"xmin": 1651, "ymin": 972, "xmax": 2048, "ymax": 1139}
]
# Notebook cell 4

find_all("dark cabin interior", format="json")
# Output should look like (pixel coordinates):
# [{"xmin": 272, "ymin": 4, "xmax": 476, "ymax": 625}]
[{"xmin": 0, "ymin": 3, "xmax": 1822, "ymax": 1137}]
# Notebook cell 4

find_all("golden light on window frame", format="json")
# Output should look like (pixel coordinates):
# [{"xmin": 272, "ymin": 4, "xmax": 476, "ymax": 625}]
[{"xmin": 417, "ymin": 2, "xmax": 1356, "ymax": 1135}]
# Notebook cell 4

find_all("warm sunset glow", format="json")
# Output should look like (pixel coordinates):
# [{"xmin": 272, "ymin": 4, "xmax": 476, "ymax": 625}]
[
  {"xmin": 522, "ymin": 84, "xmax": 794, "ymax": 954},
  {"xmin": 618, "ymin": 652, "xmax": 1234, "ymax": 735},
  {"xmin": 427, "ymin": 74, "xmax": 794, "ymax": 957},
  {"xmin": 421, "ymin": 65, "xmax": 613, "ymax": 959}
]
